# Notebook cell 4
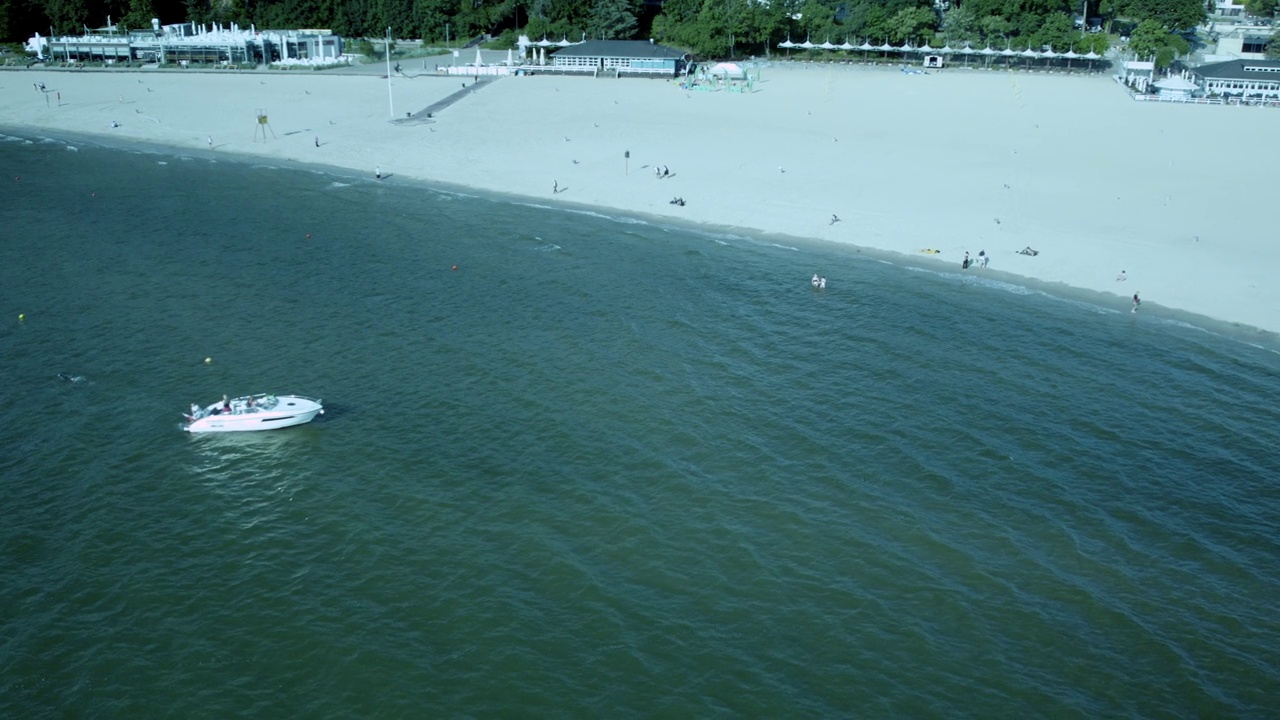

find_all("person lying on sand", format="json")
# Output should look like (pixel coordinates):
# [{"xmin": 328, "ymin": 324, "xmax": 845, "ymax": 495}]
[{"xmin": 1018, "ymin": 247, "xmax": 1039, "ymax": 256}]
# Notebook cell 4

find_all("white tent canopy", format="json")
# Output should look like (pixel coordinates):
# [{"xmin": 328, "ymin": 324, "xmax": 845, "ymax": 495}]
[{"xmin": 707, "ymin": 61, "xmax": 746, "ymax": 78}]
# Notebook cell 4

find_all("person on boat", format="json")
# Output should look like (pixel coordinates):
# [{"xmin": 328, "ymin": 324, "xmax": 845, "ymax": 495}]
[
  {"xmin": 222, "ymin": 395, "xmax": 232, "ymax": 414},
  {"xmin": 246, "ymin": 395, "xmax": 254, "ymax": 408}
]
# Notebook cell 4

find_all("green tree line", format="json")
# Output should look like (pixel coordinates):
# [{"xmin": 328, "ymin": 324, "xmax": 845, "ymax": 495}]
[{"xmin": 4, "ymin": 0, "xmax": 1207, "ymax": 59}]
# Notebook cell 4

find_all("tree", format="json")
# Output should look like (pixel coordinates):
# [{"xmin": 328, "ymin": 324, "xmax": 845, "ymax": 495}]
[
  {"xmin": 1074, "ymin": 30, "xmax": 1109, "ymax": 55},
  {"xmin": 940, "ymin": 5, "xmax": 981, "ymax": 45},
  {"xmin": 414, "ymin": 0, "xmax": 455, "ymax": 42},
  {"xmin": 44, "ymin": 0, "xmax": 92, "ymax": 34},
  {"xmin": 585, "ymin": 0, "xmax": 638, "ymax": 39},
  {"xmin": 979, "ymin": 15, "xmax": 1012, "ymax": 46},
  {"xmin": 794, "ymin": 0, "xmax": 836, "ymax": 43},
  {"xmin": 1243, "ymin": 0, "xmax": 1277, "ymax": 18},
  {"xmin": 1127, "ymin": 17, "xmax": 1187, "ymax": 67},
  {"xmin": 1268, "ymin": 35, "xmax": 1280, "ymax": 59},
  {"xmin": 119, "ymin": 0, "xmax": 156, "ymax": 32},
  {"xmin": 1126, "ymin": 18, "xmax": 1165, "ymax": 59},
  {"xmin": 1030, "ymin": 11, "xmax": 1075, "ymax": 51},
  {"xmin": 886, "ymin": 5, "xmax": 934, "ymax": 44},
  {"xmin": 1117, "ymin": 0, "xmax": 1204, "ymax": 30}
]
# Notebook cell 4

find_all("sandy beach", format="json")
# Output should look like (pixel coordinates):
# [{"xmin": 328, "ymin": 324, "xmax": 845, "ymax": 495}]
[{"xmin": 4, "ymin": 63, "xmax": 1278, "ymax": 337}]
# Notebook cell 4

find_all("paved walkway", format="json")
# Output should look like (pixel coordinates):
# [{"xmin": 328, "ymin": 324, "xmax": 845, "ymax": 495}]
[{"xmin": 391, "ymin": 76, "xmax": 498, "ymax": 126}]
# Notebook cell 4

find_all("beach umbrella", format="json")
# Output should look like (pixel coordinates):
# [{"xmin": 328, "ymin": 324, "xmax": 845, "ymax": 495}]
[
  {"xmin": 940, "ymin": 44, "xmax": 954, "ymax": 55},
  {"xmin": 819, "ymin": 39, "xmax": 836, "ymax": 50},
  {"xmin": 557, "ymin": 37, "xmax": 571, "ymax": 47},
  {"xmin": 878, "ymin": 41, "xmax": 895, "ymax": 53},
  {"xmin": 799, "ymin": 37, "xmax": 815, "ymax": 50},
  {"xmin": 506, "ymin": 48, "xmax": 514, "ymax": 66},
  {"xmin": 537, "ymin": 36, "xmax": 552, "ymax": 47},
  {"xmin": 540, "ymin": 47, "xmax": 546, "ymax": 65},
  {"xmin": 998, "ymin": 46, "xmax": 1016, "ymax": 69},
  {"xmin": 778, "ymin": 36, "xmax": 795, "ymax": 49},
  {"xmin": 1083, "ymin": 49, "xmax": 1100, "ymax": 72},
  {"xmin": 1063, "ymin": 47, "xmax": 1079, "ymax": 71},
  {"xmin": 839, "ymin": 40, "xmax": 855, "ymax": 51},
  {"xmin": 1020, "ymin": 47, "xmax": 1039, "ymax": 70}
]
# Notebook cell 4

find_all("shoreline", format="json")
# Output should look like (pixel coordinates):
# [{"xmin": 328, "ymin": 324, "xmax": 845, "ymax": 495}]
[{"xmin": 3, "ymin": 65, "xmax": 1278, "ymax": 342}]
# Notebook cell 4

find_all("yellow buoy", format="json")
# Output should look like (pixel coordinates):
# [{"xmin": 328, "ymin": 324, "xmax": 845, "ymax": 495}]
[
  {"xmin": 204, "ymin": 357, "xmax": 212, "ymax": 364},
  {"xmin": 18, "ymin": 313, "xmax": 25, "ymax": 321}
]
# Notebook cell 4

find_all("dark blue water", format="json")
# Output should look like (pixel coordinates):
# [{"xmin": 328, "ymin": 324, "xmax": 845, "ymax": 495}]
[{"xmin": 3, "ymin": 131, "xmax": 1279, "ymax": 717}]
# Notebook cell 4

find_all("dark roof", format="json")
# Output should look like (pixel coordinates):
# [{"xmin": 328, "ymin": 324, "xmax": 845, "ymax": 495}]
[
  {"xmin": 1193, "ymin": 58, "xmax": 1280, "ymax": 81},
  {"xmin": 553, "ymin": 40, "xmax": 685, "ymax": 60}
]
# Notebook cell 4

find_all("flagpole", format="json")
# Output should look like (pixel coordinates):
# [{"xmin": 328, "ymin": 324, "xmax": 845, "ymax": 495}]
[{"xmin": 386, "ymin": 27, "xmax": 394, "ymax": 118}]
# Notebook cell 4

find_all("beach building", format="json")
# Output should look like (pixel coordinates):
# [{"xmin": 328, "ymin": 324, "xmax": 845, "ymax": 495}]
[
  {"xmin": 1213, "ymin": 26, "xmax": 1276, "ymax": 60},
  {"xmin": 34, "ymin": 20, "xmax": 343, "ymax": 67},
  {"xmin": 1213, "ymin": 0, "xmax": 1247, "ymax": 17},
  {"xmin": 549, "ymin": 40, "xmax": 687, "ymax": 77},
  {"xmin": 1153, "ymin": 75, "xmax": 1197, "ymax": 99},
  {"xmin": 1193, "ymin": 59, "xmax": 1280, "ymax": 98}
]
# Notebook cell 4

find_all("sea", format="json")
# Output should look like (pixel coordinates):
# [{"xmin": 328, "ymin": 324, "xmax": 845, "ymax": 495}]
[{"xmin": 3, "ymin": 131, "xmax": 1279, "ymax": 718}]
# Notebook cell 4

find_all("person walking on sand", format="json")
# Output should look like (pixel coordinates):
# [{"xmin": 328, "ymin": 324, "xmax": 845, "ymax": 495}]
[
  {"xmin": 376, "ymin": 166, "xmax": 382, "ymax": 180},
  {"xmin": 1132, "ymin": 292, "xmax": 1141, "ymax": 314},
  {"xmin": 553, "ymin": 180, "xmax": 559, "ymax": 194},
  {"xmin": 830, "ymin": 214, "xmax": 841, "ymax": 225},
  {"xmin": 314, "ymin": 135, "xmax": 319, "ymax": 147},
  {"xmin": 207, "ymin": 136, "xmax": 213, "ymax": 149},
  {"xmin": 979, "ymin": 250, "xmax": 989, "ymax": 269}
]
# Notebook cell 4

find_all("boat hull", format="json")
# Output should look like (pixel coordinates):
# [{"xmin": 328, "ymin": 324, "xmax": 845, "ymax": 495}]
[{"xmin": 184, "ymin": 395, "xmax": 323, "ymax": 433}]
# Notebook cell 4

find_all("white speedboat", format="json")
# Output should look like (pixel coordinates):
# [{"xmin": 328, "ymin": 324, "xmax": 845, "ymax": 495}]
[{"xmin": 184, "ymin": 394, "xmax": 323, "ymax": 433}]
